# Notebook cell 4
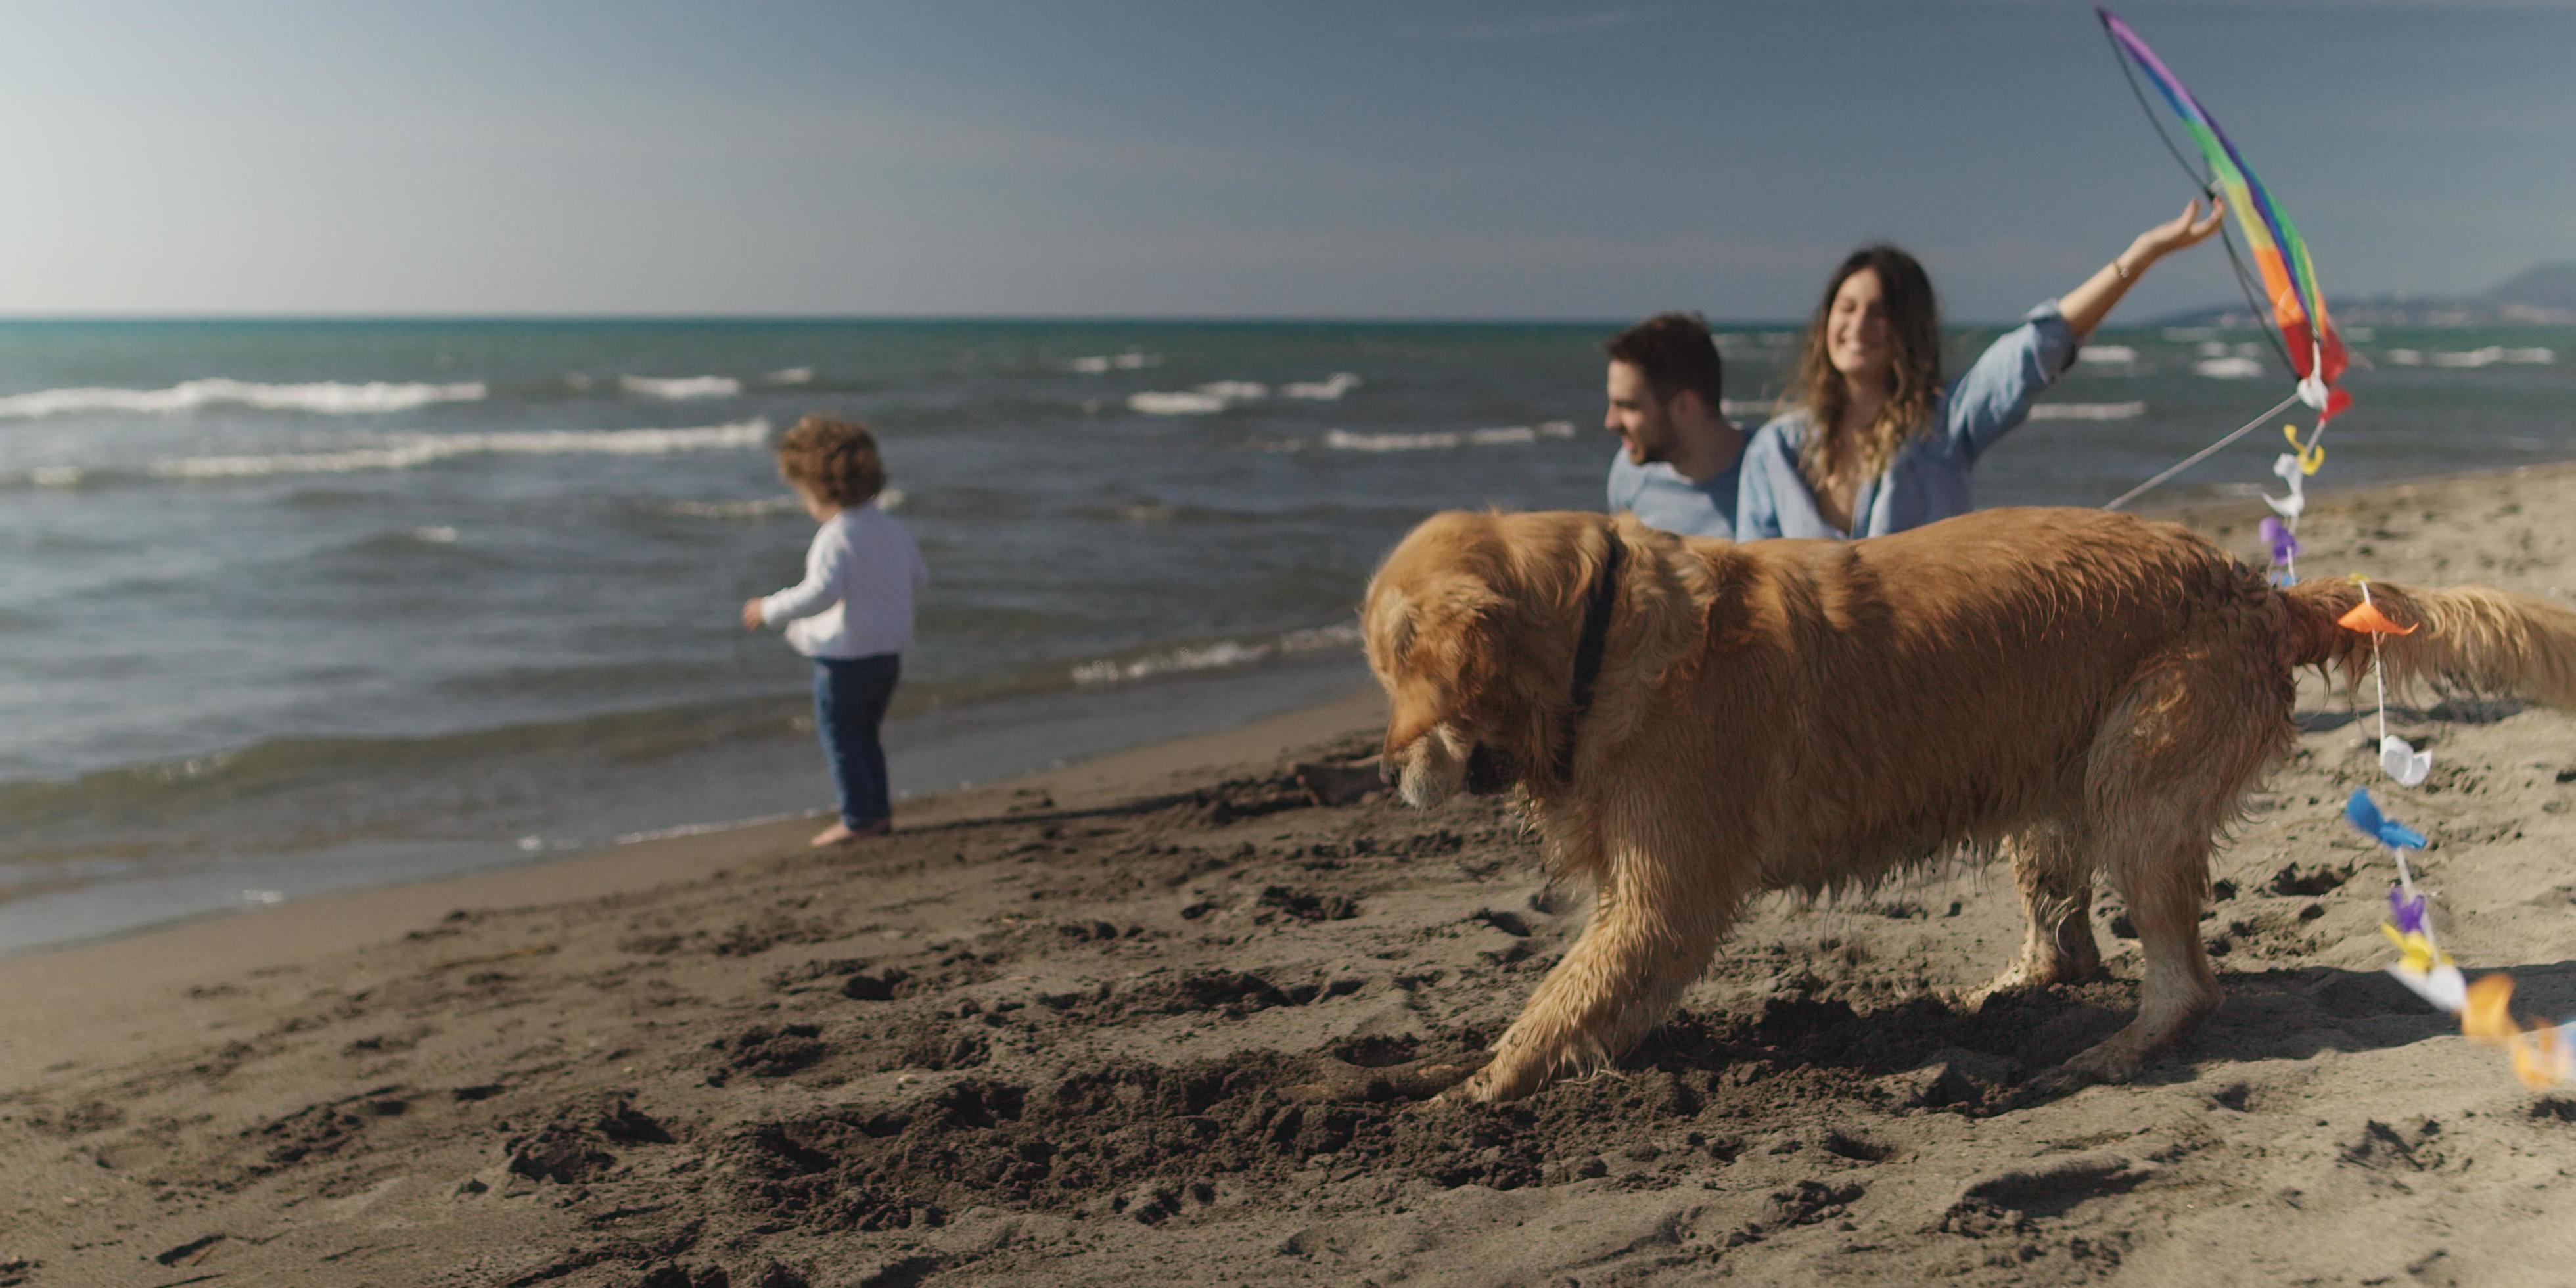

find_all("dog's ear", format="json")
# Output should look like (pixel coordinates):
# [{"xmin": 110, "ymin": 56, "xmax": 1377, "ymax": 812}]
[
  {"xmin": 1371, "ymin": 572, "xmax": 1509, "ymax": 754},
  {"xmin": 1418, "ymin": 576, "xmax": 1511, "ymax": 700}
]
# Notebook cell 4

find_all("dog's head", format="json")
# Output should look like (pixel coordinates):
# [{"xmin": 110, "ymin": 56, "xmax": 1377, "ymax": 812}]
[{"xmin": 1363, "ymin": 510, "xmax": 1638, "ymax": 809}]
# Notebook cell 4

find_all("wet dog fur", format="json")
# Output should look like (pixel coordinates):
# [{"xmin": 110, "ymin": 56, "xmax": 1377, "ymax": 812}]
[{"xmin": 1362, "ymin": 506, "xmax": 2576, "ymax": 1102}]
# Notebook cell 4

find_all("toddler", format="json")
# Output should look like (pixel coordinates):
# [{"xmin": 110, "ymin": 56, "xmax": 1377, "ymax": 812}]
[{"xmin": 741, "ymin": 416, "xmax": 928, "ymax": 846}]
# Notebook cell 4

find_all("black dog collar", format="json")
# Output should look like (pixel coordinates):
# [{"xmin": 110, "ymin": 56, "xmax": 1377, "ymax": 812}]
[{"xmin": 1553, "ymin": 524, "xmax": 1623, "ymax": 784}]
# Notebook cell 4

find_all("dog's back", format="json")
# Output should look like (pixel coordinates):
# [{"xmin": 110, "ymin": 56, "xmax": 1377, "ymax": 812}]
[{"xmin": 1655, "ymin": 507, "xmax": 2280, "ymax": 892}]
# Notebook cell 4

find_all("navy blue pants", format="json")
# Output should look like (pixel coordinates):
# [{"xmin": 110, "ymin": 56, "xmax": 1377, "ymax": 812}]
[{"xmin": 812, "ymin": 653, "xmax": 900, "ymax": 829}]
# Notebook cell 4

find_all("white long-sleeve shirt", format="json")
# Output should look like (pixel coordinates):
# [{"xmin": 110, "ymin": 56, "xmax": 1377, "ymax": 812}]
[{"xmin": 758, "ymin": 503, "xmax": 928, "ymax": 659}]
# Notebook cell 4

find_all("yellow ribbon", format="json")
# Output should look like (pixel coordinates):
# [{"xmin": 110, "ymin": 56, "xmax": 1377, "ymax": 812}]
[{"xmin": 2282, "ymin": 424, "xmax": 2324, "ymax": 475}]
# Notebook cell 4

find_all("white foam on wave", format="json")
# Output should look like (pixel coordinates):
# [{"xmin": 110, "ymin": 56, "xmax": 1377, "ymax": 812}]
[
  {"xmin": 2078, "ymin": 345, "xmax": 2140, "ymax": 365},
  {"xmin": 2386, "ymin": 349, "xmax": 2424, "ymax": 366},
  {"xmin": 662, "ymin": 495, "xmax": 806, "ymax": 520},
  {"xmin": 1321, "ymin": 421, "xmax": 1577, "ymax": 453},
  {"xmin": 764, "ymin": 367, "xmax": 815, "ymax": 385},
  {"xmin": 1126, "ymin": 374, "xmax": 1353, "ymax": 416},
  {"xmin": 658, "ymin": 484, "xmax": 904, "ymax": 520},
  {"xmin": 2027, "ymin": 401, "xmax": 2147, "ymax": 421},
  {"xmin": 0, "ymin": 378, "xmax": 489, "ymax": 419},
  {"xmin": 1069, "ymin": 352, "xmax": 1159, "ymax": 374},
  {"xmin": 1128, "ymin": 390, "xmax": 1233, "ymax": 416},
  {"xmin": 411, "ymin": 526, "xmax": 460, "ymax": 544},
  {"xmin": 2194, "ymin": 357, "xmax": 2265, "ymax": 380},
  {"xmin": 2428, "ymin": 346, "xmax": 2555, "ymax": 369},
  {"xmin": 1282, "ymin": 373, "xmax": 1362, "ymax": 400},
  {"xmin": 1070, "ymin": 622, "xmax": 1361, "ymax": 687},
  {"xmin": 143, "ymin": 419, "xmax": 770, "ymax": 482},
  {"xmin": 619, "ymin": 375, "xmax": 743, "ymax": 400}
]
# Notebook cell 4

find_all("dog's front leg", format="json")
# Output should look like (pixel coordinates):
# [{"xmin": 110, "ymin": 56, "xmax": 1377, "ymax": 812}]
[{"xmin": 1452, "ymin": 839, "xmax": 1741, "ymax": 1102}]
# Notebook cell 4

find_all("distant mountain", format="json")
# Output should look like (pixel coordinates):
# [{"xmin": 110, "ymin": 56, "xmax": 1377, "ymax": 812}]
[
  {"xmin": 2482, "ymin": 263, "xmax": 2576, "ymax": 313},
  {"xmin": 2159, "ymin": 261, "xmax": 2576, "ymax": 327}
]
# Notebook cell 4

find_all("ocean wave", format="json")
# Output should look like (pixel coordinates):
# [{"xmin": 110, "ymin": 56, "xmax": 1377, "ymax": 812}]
[
  {"xmin": 1281, "ymin": 372, "xmax": 1362, "ymax": 400},
  {"xmin": 0, "ymin": 378, "xmax": 488, "ymax": 419},
  {"xmin": 620, "ymin": 375, "xmax": 743, "ymax": 400},
  {"xmin": 1318, "ymin": 421, "xmax": 1577, "ymax": 453},
  {"xmin": 2426, "ymin": 346, "xmax": 2554, "ymax": 369},
  {"xmin": 2027, "ymin": 400, "xmax": 2146, "ymax": 421},
  {"xmin": 2077, "ymin": 344, "xmax": 2140, "ymax": 365},
  {"xmin": 1128, "ymin": 390, "xmax": 1233, "ymax": 415},
  {"xmin": 2193, "ymin": 357, "xmax": 2265, "ymax": 379},
  {"xmin": 657, "ymin": 485, "xmax": 903, "ymax": 520},
  {"xmin": 660, "ymin": 495, "xmax": 806, "ymax": 520},
  {"xmin": 764, "ymin": 367, "xmax": 816, "ymax": 385},
  {"xmin": 1070, "ymin": 622, "xmax": 1362, "ymax": 686},
  {"xmin": 1126, "ymin": 374, "xmax": 1353, "ymax": 416},
  {"xmin": 1069, "ymin": 352, "xmax": 1159, "ymax": 373},
  {"xmin": 17, "ymin": 420, "xmax": 775, "ymax": 486}
]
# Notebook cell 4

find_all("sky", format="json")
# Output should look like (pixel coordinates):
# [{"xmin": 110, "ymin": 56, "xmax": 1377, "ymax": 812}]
[{"xmin": 0, "ymin": 0, "xmax": 2569, "ymax": 320}]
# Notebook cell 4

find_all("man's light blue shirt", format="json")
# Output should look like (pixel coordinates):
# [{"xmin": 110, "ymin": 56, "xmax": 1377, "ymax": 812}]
[
  {"xmin": 1607, "ymin": 448, "xmax": 1743, "ymax": 540},
  {"xmin": 1736, "ymin": 302, "xmax": 2080, "ymax": 541}
]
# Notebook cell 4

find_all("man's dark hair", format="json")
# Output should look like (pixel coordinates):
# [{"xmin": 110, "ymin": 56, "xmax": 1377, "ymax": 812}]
[{"xmin": 1604, "ymin": 311, "xmax": 1724, "ymax": 410}]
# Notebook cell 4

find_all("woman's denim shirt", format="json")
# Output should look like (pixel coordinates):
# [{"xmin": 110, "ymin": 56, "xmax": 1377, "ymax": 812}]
[{"xmin": 1735, "ymin": 302, "xmax": 2080, "ymax": 541}]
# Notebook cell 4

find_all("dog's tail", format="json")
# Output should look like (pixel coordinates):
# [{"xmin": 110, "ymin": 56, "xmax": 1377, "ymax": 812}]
[{"xmin": 2282, "ymin": 578, "xmax": 2576, "ymax": 709}]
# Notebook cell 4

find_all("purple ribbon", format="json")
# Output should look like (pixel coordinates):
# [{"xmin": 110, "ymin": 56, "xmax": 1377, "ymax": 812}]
[
  {"xmin": 2260, "ymin": 515, "xmax": 2301, "ymax": 566},
  {"xmin": 2388, "ymin": 885, "xmax": 2428, "ymax": 936}
]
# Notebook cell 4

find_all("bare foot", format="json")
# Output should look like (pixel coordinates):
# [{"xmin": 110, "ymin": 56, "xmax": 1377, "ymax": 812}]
[{"xmin": 809, "ymin": 823, "xmax": 857, "ymax": 848}]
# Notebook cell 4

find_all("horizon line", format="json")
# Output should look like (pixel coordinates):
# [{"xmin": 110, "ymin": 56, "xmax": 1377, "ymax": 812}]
[{"xmin": 0, "ymin": 310, "xmax": 2269, "ymax": 330}]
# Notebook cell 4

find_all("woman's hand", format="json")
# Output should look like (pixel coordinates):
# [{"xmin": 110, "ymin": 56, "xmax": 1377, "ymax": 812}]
[
  {"xmin": 2128, "ymin": 196, "xmax": 2226, "ymax": 267},
  {"xmin": 741, "ymin": 597, "xmax": 766, "ymax": 630},
  {"xmin": 2062, "ymin": 197, "xmax": 2230, "ymax": 340}
]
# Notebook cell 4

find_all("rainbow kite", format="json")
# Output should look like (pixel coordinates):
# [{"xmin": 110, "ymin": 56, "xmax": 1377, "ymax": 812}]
[{"xmin": 2100, "ymin": 8, "xmax": 2350, "ymax": 425}]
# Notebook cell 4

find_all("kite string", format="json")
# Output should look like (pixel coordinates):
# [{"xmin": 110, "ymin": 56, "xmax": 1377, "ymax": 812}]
[
  {"xmin": 2364, "ymin": 582, "xmax": 2390, "ymax": 747},
  {"xmin": 2102, "ymin": 389, "xmax": 2303, "ymax": 511}
]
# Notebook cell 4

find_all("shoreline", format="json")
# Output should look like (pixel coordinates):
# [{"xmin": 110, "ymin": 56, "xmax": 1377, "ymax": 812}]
[{"xmin": 0, "ymin": 647, "xmax": 1374, "ymax": 959}]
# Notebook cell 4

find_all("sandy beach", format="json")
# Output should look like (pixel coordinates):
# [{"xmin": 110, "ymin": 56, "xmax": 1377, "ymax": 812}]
[{"xmin": 12, "ymin": 466, "xmax": 2576, "ymax": 1287}]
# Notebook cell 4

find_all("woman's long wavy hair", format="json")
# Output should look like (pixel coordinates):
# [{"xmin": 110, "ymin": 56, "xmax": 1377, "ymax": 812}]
[{"xmin": 1787, "ymin": 246, "xmax": 1943, "ymax": 499}]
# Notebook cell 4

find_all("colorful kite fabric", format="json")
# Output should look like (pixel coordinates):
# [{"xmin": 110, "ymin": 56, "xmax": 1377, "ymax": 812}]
[{"xmin": 2099, "ymin": 8, "xmax": 2351, "ymax": 423}]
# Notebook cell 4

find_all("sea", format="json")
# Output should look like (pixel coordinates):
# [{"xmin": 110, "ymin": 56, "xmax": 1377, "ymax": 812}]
[{"xmin": 1, "ymin": 317, "xmax": 2568, "ymax": 953}]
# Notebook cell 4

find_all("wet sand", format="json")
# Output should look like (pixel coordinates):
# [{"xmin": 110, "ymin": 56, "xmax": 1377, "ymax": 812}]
[{"xmin": 11, "ymin": 465, "xmax": 2576, "ymax": 1286}]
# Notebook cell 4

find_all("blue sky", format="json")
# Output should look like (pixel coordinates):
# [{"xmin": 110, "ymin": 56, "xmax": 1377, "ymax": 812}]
[{"xmin": 0, "ymin": 1, "xmax": 2568, "ymax": 319}]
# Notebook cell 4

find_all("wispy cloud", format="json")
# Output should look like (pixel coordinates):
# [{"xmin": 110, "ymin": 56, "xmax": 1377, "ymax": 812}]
[{"xmin": 1405, "ymin": 9, "xmax": 1647, "ymax": 41}]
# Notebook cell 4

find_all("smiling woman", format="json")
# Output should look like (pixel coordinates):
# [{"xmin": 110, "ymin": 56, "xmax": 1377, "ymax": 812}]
[{"xmin": 1736, "ymin": 201, "xmax": 2226, "ymax": 541}]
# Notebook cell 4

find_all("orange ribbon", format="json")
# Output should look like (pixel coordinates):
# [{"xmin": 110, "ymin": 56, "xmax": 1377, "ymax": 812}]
[{"xmin": 2338, "ymin": 600, "xmax": 2418, "ymax": 636}]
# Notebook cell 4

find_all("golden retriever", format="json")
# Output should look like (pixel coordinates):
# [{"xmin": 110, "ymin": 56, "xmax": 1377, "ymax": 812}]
[{"xmin": 1362, "ymin": 507, "xmax": 2576, "ymax": 1102}]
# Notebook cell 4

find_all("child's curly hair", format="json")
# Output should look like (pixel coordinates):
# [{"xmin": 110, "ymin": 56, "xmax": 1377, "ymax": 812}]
[{"xmin": 774, "ymin": 415, "xmax": 887, "ymax": 507}]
